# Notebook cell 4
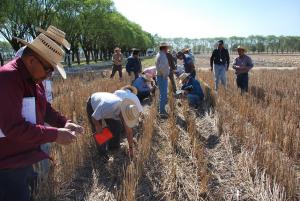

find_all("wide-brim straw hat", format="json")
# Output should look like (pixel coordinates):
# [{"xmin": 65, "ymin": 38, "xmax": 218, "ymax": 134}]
[
  {"xmin": 237, "ymin": 46, "xmax": 247, "ymax": 52},
  {"xmin": 141, "ymin": 73, "xmax": 153, "ymax": 82},
  {"xmin": 159, "ymin": 42, "xmax": 169, "ymax": 47},
  {"xmin": 36, "ymin": 25, "xmax": 71, "ymax": 50},
  {"xmin": 120, "ymin": 85, "xmax": 138, "ymax": 95},
  {"xmin": 179, "ymin": 73, "xmax": 191, "ymax": 82},
  {"xmin": 15, "ymin": 33, "xmax": 66, "ymax": 79},
  {"xmin": 121, "ymin": 98, "xmax": 139, "ymax": 128}
]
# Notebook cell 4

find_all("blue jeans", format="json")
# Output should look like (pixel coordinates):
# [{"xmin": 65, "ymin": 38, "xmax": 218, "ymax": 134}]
[
  {"xmin": 213, "ymin": 64, "xmax": 227, "ymax": 90},
  {"xmin": 187, "ymin": 94, "xmax": 201, "ymax": 107},
  {"xmin": 157, "ymin": 75, "xmax": 168, "ymax": 114}
]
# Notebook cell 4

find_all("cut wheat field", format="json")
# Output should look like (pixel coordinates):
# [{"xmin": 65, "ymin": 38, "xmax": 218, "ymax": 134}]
[{"xmin": 34, "ymin": 56, "xmax": 299, "ymax": 201}]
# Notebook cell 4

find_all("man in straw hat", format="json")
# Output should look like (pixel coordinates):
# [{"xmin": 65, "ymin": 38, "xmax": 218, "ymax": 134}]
[
  {"xmin": 155, "ymin": 42, "xmax": 170, "ymax": 118},
  {"xmin": 86, "ymin": 93, "xmax": 141, "ymax": 160},
  {"xmin": 126, "ymin": 48, "xmax": 142, "ymax": 81},
  {"xmin": 14, "ymin": 26, "xmax": 72, "ymax": 182},
  {"xmin": 133, "ymin": 73, "xmax": 156, "ymax": 102},
  {"xmin": 232, "ymin": 46, "xmax": 254, "ymax": 93},
  {"xmin": 178, "ymin": 73, "xmax": 204, "ymax": 108},
  {"xmin": 0, "ymin": 33, "xmax": 83, "ymax": 201},
  {"xmin": 110, "ymin": 47, "xmax": 123, "ymax": 81},
  {"xmin": 210, "ymin": 40, "xmax": 230, "ymax": 91}
]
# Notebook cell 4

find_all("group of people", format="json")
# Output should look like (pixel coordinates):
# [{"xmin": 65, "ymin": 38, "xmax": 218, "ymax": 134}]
[
  {"xmin": 210, "ymin": 40, "xmax": 254, "ymax": 93},
  {"xmin": 0, "ymin": 22, "xmax": 254, "ymax": 200}
]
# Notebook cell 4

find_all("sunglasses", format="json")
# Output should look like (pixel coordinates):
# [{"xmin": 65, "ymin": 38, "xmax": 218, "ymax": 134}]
[{"xmin": 34, "ymin": 56, "xmax": 54, "ymax": 74}]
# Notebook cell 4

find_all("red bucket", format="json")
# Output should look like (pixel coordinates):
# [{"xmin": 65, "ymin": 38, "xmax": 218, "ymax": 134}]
[{"xmin": 93, "ymin": 128, "xmax": 113, "ymax": 145}]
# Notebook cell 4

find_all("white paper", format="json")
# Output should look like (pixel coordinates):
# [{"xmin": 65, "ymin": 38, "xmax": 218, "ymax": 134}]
[
  {"xmin": 0, "ymin": 128, "xmax": 5, "ymax": 138},
  {"xmin": 22, "ymin": 97, "xmax": 36, "ymax": 124},
  {"xmin": 43, "ymin": 80, "xmax": 53, "ymax": 103}
]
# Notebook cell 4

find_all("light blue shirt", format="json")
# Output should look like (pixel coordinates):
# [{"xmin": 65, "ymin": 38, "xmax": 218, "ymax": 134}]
[
  {"xmin": 91, "ymin": 92, "xmax": 122, "ymax": 120},
  {"xmin": 133, "ymin": 77, "xmax": 151, "ymax": 93}
]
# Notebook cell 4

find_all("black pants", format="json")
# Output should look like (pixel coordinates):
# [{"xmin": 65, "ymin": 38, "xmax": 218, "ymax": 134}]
[
  {"xmin": 137, "ymin": 91, "xmax": 151, "ymax": 102},
  {"xmin": 128, "ymin": 71, "xmax": 139, "ymax": 80},
  {"xmin": 169, "ymin": 71, "xmax": 177, "ymax": 93},
  {"xmin": 0, "ymin": 166, "xmax": 36, "ymax": 201},
  {"xmin": 110, "ymin": 64, "xmax": 122, "ymax": 78},
  {"xmin": 86, "ymin": 97, "xmax": 123, "ymax": 152},
  {"xmin": 236, "ymin": 73, "xmax": 249, "ymax": 93}
]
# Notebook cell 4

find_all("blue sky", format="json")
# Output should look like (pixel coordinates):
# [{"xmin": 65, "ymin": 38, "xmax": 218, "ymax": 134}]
[{"xmin": 113, "ymin": 0, "xmax": 300, "ymax": 38}]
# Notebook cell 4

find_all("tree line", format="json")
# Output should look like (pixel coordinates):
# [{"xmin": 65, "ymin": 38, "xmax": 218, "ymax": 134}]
[
  {"xmin": 156, "ymin": 35, "xmax": 300, "ymax": 54},
  {"xmin": 0, "ymin": 0, "xmax": 155, "ymax": 64}
]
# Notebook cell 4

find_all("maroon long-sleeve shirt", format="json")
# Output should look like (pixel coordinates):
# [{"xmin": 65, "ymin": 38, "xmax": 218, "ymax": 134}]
[{"xmin": 0, "ymin": 58, "xmax": 68, "ymax": 169}]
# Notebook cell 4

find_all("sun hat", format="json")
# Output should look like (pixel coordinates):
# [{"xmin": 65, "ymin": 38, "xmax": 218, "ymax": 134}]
[
  {"xmin": 120, "ymin": 98, "xmax": 139, "ymax": 128},
  {"xmin": 237, "ymin": 46, "xmax": 247, "ymax": 52},
  {"xmin": 36, "ymin": 25, "xmax": 70, "ymax": 50},
  {"xmin": 179, "ymin": 73, "xmax": 191, "ymax": 82},
  {"xmin": 120, "ymin": 85, "xmax": 138, "ymax": 95},
  {"xmin": 15, "ymin": 33, "xmax": 66, "ymax": 79},
  {"xmin": 159, "ymin": 42, "xmax": 169, "ymax": 47},
  {"xmin": 141, "ymin": 73, "xmax": 153, "ymax": 82}
]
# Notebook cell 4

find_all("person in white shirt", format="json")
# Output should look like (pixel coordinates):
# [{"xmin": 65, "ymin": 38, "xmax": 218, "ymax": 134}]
[
  {"xmin": 86, "ymin": 93, "xmax": 140, "ymax": 160},
  {"xmin": 113, "ymin": 85, "xmax": 143, "ymax": 113}
]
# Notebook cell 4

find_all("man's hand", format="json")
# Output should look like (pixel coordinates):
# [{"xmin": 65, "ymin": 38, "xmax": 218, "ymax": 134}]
[
  {"xmin": 56, "ymin": 128, "xmax": 76, "ymax": 145},
  {"xmin": 65, "ymin": 122, "xmax": 84, "ymax": 135},
  {"xmin": 210, "ymin": 66, "xmax": 213, "ymax": 72}
]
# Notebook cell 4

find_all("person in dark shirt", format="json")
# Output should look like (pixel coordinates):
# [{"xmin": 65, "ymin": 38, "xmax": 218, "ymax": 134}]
[
  {"xmin": 0, "ymin": 52, "xmax": 4, "ymax": 66},
  {"xmin": 166, "ymin": 50, "xmax": 177, "ymax": 93},
  {"xmin": 179, "ymin": 73, "xmax": 204, "ymax": 108},
  {"xmin": 126, "ymin": 49, "xmax": 142, "ymax": 81},
  {"xmin": 176, "ymin": 51, "xmax": 196, "ymax": 78},
  {"xmin": 210, "ymin": 40, "xmax": 230, "ymax": 91}
]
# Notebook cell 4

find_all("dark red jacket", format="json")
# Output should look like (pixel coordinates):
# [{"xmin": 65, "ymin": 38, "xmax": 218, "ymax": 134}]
[{"xmin": 0, "ymin": 58, "xmax": 68, "ymax": 169}]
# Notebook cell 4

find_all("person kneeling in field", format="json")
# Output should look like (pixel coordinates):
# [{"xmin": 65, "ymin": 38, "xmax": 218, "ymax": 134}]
[
  {"xmin": 86, "ymin": 93, "xmax": 140, "ymax": 161},
  {"xmin": 178, "ymin": 73, "xmax": 204, "ymax": 108},
  {"xmin": 133, "ymin": 73, "xmax": 156, "ymax": 102}
]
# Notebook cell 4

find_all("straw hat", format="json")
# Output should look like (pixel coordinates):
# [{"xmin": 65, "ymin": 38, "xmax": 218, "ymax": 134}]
[
  {"xmin": 141, "ymin": 73, "xmax": 153, "ymax": 82},
  {"xmin": 179, "ymin": 73, "xmax": 191, "ymax": 82},
  {"xmin": 121, "ymin": 99, "xmax": 139, "ymax": 128},
  {"xmin": 237, "ymin": 46, "xmax": 247, "ymax": 52},
  {"xmin": 36, "ymin": 25, "xmax": 71, "ymax": 50},
  {"xmin": 15, "ymin": 33, "xmax": 66, "ymax": 79},
  {"xmin": 182, "ymin": 48, "xmax": 189, "ymax": 53},
  {"xmin": 159, "ymin": 42, "xmax": 169, "ymax": 47},
  {"xmin": 120, "ymin": 85, "xmax": 138, "ymax": 95}
]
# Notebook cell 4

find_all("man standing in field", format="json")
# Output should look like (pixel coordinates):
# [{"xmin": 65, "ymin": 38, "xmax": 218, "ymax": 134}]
[
  {"xmin": 210, "ymin": 40, "xmax": 230, "ymax": 91},
  {"xmin": 155, "ymin": 43, "xmax": 170, "ymax": 118},
  {"xmin": 110, "ymin": 47, "xmax": 123, "ymax": 81},
  {"xmin": 0, "ymin": 34, "xmax": 83, "ymax": 201},
  {"xmin": 126, "ymin": 48, "xmax": 142, "ymax": 81},
  {"xmin": 233, "ymin": 46, "xmax": 254, "ymax": 93}
]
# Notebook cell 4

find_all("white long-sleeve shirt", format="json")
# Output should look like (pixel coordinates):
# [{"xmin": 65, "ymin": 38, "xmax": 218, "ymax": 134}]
[{"xmin": 155, "ymin": 51, "xmax": 170, "ymax": 77}]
